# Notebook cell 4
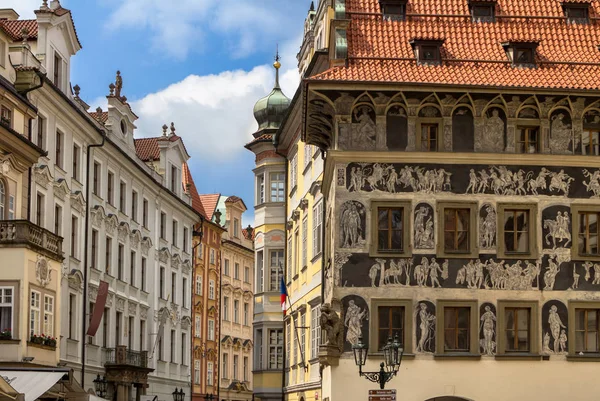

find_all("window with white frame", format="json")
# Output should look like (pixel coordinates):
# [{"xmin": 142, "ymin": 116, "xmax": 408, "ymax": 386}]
[
  {"xmin": 257, "ymin": 250, "xmax": 264, "ymax": 292},
  {"xmin": 195, "ymin": 316, "xmax": 201, "ymax": 338},
  {"xmin": 208, "ymin": 319, "xmax": 215, "ymax": 340},
  {"xmin": 196, "ymin": 275, "xmax": 203, "ymax": 295},
  {"xmin": 300, "ymin": 312, "xmax": 306, "ymax": 365},
  {"xmin": 224, "ymin": 259, "xmax": 230, "ymax": 276},
  {"xmin": 270, "ymin": 249, "xmax": 284, "ymax": 291},
  {"xmin": 313, "ymin": 201, "xmax": 323, "ymax": 257},
  {"xmin": 243, "ymin": 356, "xmax": 248, "ymax": 381},
  {"xmin": 256, "ymin": 329, "xmax": 263, "ymax": 370},
  {"xmin": 234, "ymin": 300, "xmax": 240, "ymax": 324},
  {"xmin": 286, "ymin": 322, "xmax": 291, "ymax": 368},
  {"xmin": 30, "ymin": 290, "xmax": 41, "ymax": 337},
  {"xmin": 223, "ymin": 296, "xmax": 229, "ymax": 321},
  {"xmin": 194, "ymin": 361, "xmax": 200, "ymax": 384},
  {"xmin": 257, "ymin": 174, "xmax": 265, "ymax": 204},
  {"xmin": 304, "ymin": 144, "xmax": 312, "ymax": 168},
  {"xmin": 233, "ymin": 355, "xmax": 239, "ymax": 380},
  {"xmin": 0, "ymin": 287, "xmax": 13, "ymax": 333},
  {"xmin": 270, "ymin": 172, "xmax": 285, "ymax": 202},
  {"xmin": 268, "ymin": 329, "xmax": 283, "ymax": 369},
  {"xmin": 207, "ymin": 362, "xmax": 214, "ymax": 386},
  {"xmin": 244, "ymin": 266, "xmax": 250, "ymax": 283},
  {"xmin": 287, "ymin": 237, "xmax": 293, "ymax": 283},
  {"xmin": 209, "ymin": 279, "xmax": 215, "ymax": 300},
  {"xmin": 290, "ymin": 155, "xmax": 298, "ymax": 190},
  {"xmin": 302, "ymin": 216, "xmax": 308, "ymax": 268},
  {"xmin": 223, "ymin": 353, "xmax": 229, "ymax": 378},
  {"xmin": 311, "ymin": 305, "xmax": 321, "ymax": 359},
  {"xmin": 244, "ymin": 302, "xmax": 249, "ymax": 326}
]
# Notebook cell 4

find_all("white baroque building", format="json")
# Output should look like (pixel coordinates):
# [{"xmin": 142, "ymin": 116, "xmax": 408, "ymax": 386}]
[{"xmin": 1, "ymin": 2, "xmax": 200, "ymax": 400}]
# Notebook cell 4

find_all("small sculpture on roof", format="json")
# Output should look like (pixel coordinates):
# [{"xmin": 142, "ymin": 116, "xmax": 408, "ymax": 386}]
[
  {"xmin": 108, "ymin": 83, "xmax": 115, "ymax": 96},
  {"xmin": 41, "ymin": 0, "xmax": 49, "ymax": 10},
  {"xmin": 73, "ymin": 84, "xmax": 80, "ymax": 97},
  {"xmin": 162, "ymin": 124, "xmax": 168, "ymax": 137},
  {"xmin": 114, "ymin": 70, "xmax": 123, "ymax": 98},
  {"xmin": 96, "ymin": 107, "xmax": 102, "ymax": 114},
  {"xmin": 170, "ymin": 122, "xmax": 176, "ymax": 137}
]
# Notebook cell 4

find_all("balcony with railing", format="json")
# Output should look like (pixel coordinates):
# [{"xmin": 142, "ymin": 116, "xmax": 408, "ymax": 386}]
[
  {"xmin": 103, "ymin": 346, "xmax": 149, "ymax": 369},
  {"xmin": 0, "ymin": 220, "xmax": 64, "ymax": 261}
]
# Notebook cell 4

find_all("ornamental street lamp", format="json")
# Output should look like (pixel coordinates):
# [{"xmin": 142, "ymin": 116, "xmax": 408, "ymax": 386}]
[
  {"xmin": 172, "ymin": 388, "xmax": 185, "ymax": 401},
  {"xmin": 93, "ymin": 374, "xmax": 108, "ymax": 399},
  {"xmin": 352, "ymin": 334, "xmax": 404, "ymax": 389}
]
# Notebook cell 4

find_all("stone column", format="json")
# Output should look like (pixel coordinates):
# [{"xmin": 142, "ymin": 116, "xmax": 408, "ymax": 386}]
[
  {"xmin": 541, "ymin": 119, "xmax": 550, "ymax": 153},
  {"xmin": 375, "ymin": 115, "xmax": 387, "ymax": 150},
  {"xmin": 407, "ymin": 117, "xmax": 417, "ymax": 151},
  {"xmin": 506, "ymin": 119, "xmax": 516, "ymax": 153},
  {"xmin": 443, "ymin": 117, "xmax": 452, "ymax": 151}
]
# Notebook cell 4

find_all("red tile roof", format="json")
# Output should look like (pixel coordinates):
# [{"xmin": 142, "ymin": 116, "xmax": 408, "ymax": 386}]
[
  {"xmin": 244, "ymin": 133, "xmax": 273, "ymax": 149},
  {"xmin": 198, "ymin": 194, "xmax": 221, "ymax": 221},
  {"xmin": 182, "ymin": 162, "xmax": 207, "ymax": 218},
  {"xmin": 88, "ymin": 111, "xmax": 108, "ymax": 124},
  {"xmin": 242, "ymin": 227, "xmax": 255, "ymax": 241},
  {"xmin": 310, "ymin": 0, "xmax": 600, "ymax": 90},
  {"xmin": 0, "ymin": 19, "xmax": 37, "ymax": 41},
  {"xmin": 134, "ymin": 135, "xmax": 184, "ymax": 161}
]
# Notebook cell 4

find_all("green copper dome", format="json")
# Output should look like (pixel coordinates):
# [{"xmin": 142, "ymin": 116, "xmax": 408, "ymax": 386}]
[{"xmin": 253, "ymin": 60, "xmax": 291, "ymax": 130}]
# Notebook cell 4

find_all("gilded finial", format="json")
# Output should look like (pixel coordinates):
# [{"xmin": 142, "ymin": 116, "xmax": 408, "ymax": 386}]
[
  {"xmin": 273, "ymin": 44, "xmax": 281, "ymax": 70},
  {"xmin": 162, "ymin": 124, "xmax": 168, "ymax": 136}
]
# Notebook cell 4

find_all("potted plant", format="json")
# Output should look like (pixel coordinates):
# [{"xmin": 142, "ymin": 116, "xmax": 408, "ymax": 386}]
[
  {"xmin": 43, "ymin": 335, "xmax": 57, "ymax": 348},
  {"xmin": 30, "ymin": 334, "xmax": 44, "ymax": 344},
  {"xmin": 0, "ymin": 329, "xmax": 11, "ymax": 340}
]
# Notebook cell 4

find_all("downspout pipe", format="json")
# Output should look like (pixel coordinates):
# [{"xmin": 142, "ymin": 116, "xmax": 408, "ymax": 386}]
[{"xmin": 81, "ymin": 128, "xmax": 107, "ymax": 388}]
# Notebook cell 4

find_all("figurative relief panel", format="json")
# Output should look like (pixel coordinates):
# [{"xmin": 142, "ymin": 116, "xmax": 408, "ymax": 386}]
[
  {"xmin": 340, "ymin": 201, "xmax": 366, "ymax": 249},
  {"xmin": 347, "ymin": 163, "xmax": 451, "ymax": 194},
  {"xmin": 479, "ymin": 303, "xmax": 497, "ymax": 356},
  {"xmin": 542, "ymin": 206, "xmax": 572, "ymax": 250},
  {"xmin": 414, "ymin": 203, "xmax": 435, "ymax": 249},
  {"xmin": 342, "ymin": 295, "xmax": 369, "ymax": 352},
  {"xmin": 479, "ymin": 203, "xmax": 496, "ymax": 250},
  {"xmin": 550, "ymin": 110, "xmax": 573, "ymax": 155},
  {"xmin": 542, "ymin": 301, "xmax": 568, "ymax": 355},
  {"xmin": 415, "ymin": 301, "xmax": 436, "ymax": 353},
  {"xmin": 349, "ymin": 105, "xmax": 377, "ymax": 151},
  {"xmin": 482, "ymin": 107, "xmax": 506, "ymax": 153}
]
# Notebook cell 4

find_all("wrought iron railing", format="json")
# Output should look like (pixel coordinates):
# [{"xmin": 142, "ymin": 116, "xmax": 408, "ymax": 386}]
[
  {"xmin": 103, "ymin": 346, "xmax": 148, "ymax": 368},
  {"xmin": 0, "ymin": 220, "xmax": 63, "ymax": 260}
]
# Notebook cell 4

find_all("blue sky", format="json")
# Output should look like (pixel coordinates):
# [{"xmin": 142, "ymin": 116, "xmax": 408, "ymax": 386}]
[{"xmin": 11, "ymin": 0, "xmax": 312, "ymax": 226}]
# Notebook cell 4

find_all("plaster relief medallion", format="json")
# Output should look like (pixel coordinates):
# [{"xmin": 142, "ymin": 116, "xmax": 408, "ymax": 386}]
[
  {"xmin": 0, "ymin": 159, "xmax": 11, "ymax": 176},
  {"xmin": 415, "ymin": 301, "xmax": 436, "ymax": 353},
  {"xmin": 36, "ymin": 255, "xmax": 51, "ymax": 287},
  {"xmin": 128, "ymin": 302, "xmax": 137, "ymax": 315},
  {"xmin": 542, "ymin": 206, "xmax": 572, "ymax": 250},
  {"xmin": 479, "ymin": 203, "xmax": 497, "ymax": 250},
  {"xmin": 479, "ymin": 303, "xmax": 497, "ymax": 356},
  {"xmin": 414, "ymin": 203, "xmax": 434, "ymax": 249},
  {"xmin": 550, "ymin": 110, "xmax": 572, "ymax": 155},
  {"xmin": 351, "ymin": 105, "xmax": 377, "ymax": 150},
  {"xmin": 140, "ymin": 307, "xmax": 148, "ymax": 320},
  {"xmin": 337, "ymin": 167, "xmax": 346, "ymax": 187},
  {"xmin": 542, "ymin": 300, "xmax": 568, "ymax": 355},
  {"xmin": 340, "ymin": 200, "xmax": 366, "ymax": 249},
  {"xmin": 130, "ymin": 230, "xmax": 141, "ymax": 249},
  {"xmin": 342, "ymin": 295, "xmax": 369, "ymax": 352},
  {"xmin": 482, "ymin": 108, "xmax": 506, "ymax": 153}
]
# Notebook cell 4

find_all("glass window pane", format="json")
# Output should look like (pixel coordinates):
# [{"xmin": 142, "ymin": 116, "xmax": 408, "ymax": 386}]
[
  {"xmin": 391, "ymin": 210, "xmax": 403, "ymax": 229},
  {"xmin": 458, "ymin": 308, "xmax": 470, "ymax": 328},
  {"xmin": 444, "ymin": 308, "xmax": 456, "ymax": 328},
  {"xmin": 391, "ymin": 308, "xmax": 403, "ymax": 328},
  {"xmin": 378, "ymin": 210, "xmax": 388, "ymax": 230},
  {"xmin": 378, "ymin": 231, "xmax": 389, "ymax": 251},
  {"xmin": 391, "ymin": 231, "xmax": 403, "ymax": 250},
  {"xmin": 576, "ymin": 310, "xmax": 586, "ymax": 330}
]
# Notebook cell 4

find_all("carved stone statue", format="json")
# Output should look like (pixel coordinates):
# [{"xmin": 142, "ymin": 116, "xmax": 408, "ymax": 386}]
[
  {"xmin": 114, "ymin": 70, "xmax": 123, "ymax": 98},
  {"xmin": 320, "ymin": 303, "xmax": 343, "ymax": 351}
]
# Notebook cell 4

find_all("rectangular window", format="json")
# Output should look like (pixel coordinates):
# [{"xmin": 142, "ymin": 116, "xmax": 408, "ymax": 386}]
[
  {"xmin": 119, "ymin": 181, "xmax": 126, "ymax": 214},
  {"xmin": 290, "ymin": 155, "xmax": 298, "ymax": 190},
  {"xmin": 170, "ymin": 164, "xmax": 178, "ymax": 193},
  {"xmin": 130, "ymin": 251, "xmax": 136, "ymax": 286},
  {"xmin": 170, "ymin": 329, "xmax": 176, "ymax": 362},
  {"xmin": 54, "ymin": 204, "xmax": 62, "ymax": 235},
  {"xmin": 311, "ymin": 305, "xmax": 321, "ymax": 358},
  {"xmin": 270, "ymin": 249, "xmax": 284, "ymax": 291},
  {"xmin": 131, "ymin": 191, "xmax": 138, "ymax": 221},
  {"xmin": 503, "ymin": 209, "xmax": 530, "ymax": 254},
  {"xmin": 270, "ymin": 172, "xmax": 285, "ymax": 202},
  {"xmin": 105, "ymin": 237, "xmax": 112, "ymax": 274},
  {"xmin": 30, "ymin": 290, "xmax": 40, "ymax": 337},
  {"xmin": 35, "ymin": 192, "xmax": 44, "ymax": 226},
  {"xmin": 304, "ymin": 144, "xmax": 312, "ymax": 168},
  {"xmin": 578, "ymin": 211, "xmax": 600, "ymax": 256},
  {"xmin": 286, "ymin": 321, "xmax": 291, "ymax": 368},
  {"xmin": 287, "ymin": 237, "xmax": 292, "ymax": 283},
  {"xmin": 444, "ymin": 208, "xmax": 470, "ymax": 253},
  {"xmin": 377, "ymin": 306, "xmax": 404, "ymax": 351},
  {"xmin": 107, "ymin": 172, "xmax": 114, "ymax": 205},
  {"xmin": 257, "ymin": 174, "xmax": 265, "ymax": 204},
  {"xmin": 378, "ymin": 207, "xmax": 404, "ymax": 253},
  {"xmin": 210, "ymin": 249, "xmax": 216, "ymax": 264},
  {"xmin": 88, "ymin": 302, "xmax": 94, "ymax": 344},
  {"xmin": 69, "ymin": 294, "xmax": 76, "ymax": 339},
  {"xmin": 233, "ymin": 355, "xmax": 239, "ymax": 380},
  {"xmin": 575, "ymin": 309, "xmax": 600, "ymax": 353},
  {"xmin": 209, "ymin": 280, "xmax": 215, "ymax": 300},
  {"xmin": 302, "ymin": 216, "xmax": 308, "ymax": 268},
  {"xmin": 91, "ymin": 230, "xmax": 98, "ymax": 269},
  {"xmin": 182, "ymin": 277, "xmax": 187, "ymax": 308},
  {"xmin": 73, "ymin": 144, "xmax": 80, "ymax": 181},
  {"xmin": 257, "ymin": 250, "xmax": 264, "ymax": 292},
  {"xmin": 37, "ymin": 116, "xmax": 46, "ymax": 150},
  {"xmin": 140, "ymin": 320, "xmax": 146, "ymax": 351},
  {"xmin": 505, "ymin": 308, "xmax": 530, "ymax": 352},
  {"xmin": 160, "ymin": 212, "xmax": 166, "ymax": 239},
  {"xmin": 43, "ymin": 294, "xmax": 54, "ymax": 337},
  {"xmin": 53, "ymin": 52, "xmax": 62, "ymax": 88},
  {"xmin": 234, "ymin": 263, "xmax": 240, "ymax": 280},
  {"xmin": 208, "ymin": 319, "xmax": 215, "ymax": 341},
  {"xmin": 581, "ymin": 130, "xmax": 600, "ymax": 155},
  {"xmin": 160, "ymin": 267, "xmax": 166, "ymax": 298},
  {"xmin": 234, "ymin": 217, "xmax": 240, "ymax": 238},
  {"xmin": 313, "ymin": 201, "xmax": 323, "ymax": 257},
  {"xmin": 55, "ymin": 130, "xmax": 63, "ymax": 168},
  {"xmin": 102, "ymin": 308, "xmax": 108, "ymax": 347},
  {"xmin": 223, "ymin": 296, "xmax": 229, "ymax": 321},
  {"xmin": 128, "ymin": 316, "xmax": 134, "ymax": 349},
  {"xmin": 244, "ymin": 266, "xmax": 250, "ymax": 283},
  {"xmin": 244, "ymin": 302, "xmax": 249, "ymax": 326},
  {"xmin": 268, "ymin": 329, "xmax": 283, "ymax": 369},
  {"xmin": 234, "ymin": 300, "xmax": 240, "ymax": 324},
  {"xmin": 207, "ymin": 362, "xmax": 214, "ymax": 386},
  {"xmin": 116, "ymin": 311, "xmax": 122, "ymax": 346},
  {"xmin": 443, "ymin": 307, "xmax": 470, "ymax": 352},
  {"xmin": 158, "ymin": 337, "xmax": 163, "ymax": 360},
  {"xmin": 141, "ymin": 257, "xmax": 147, "ymax": 291},
  {"xmin": 71, "ymin": 215, "xmax": 78, "ymax": 258},
  {"xmin": 224, "ymin": 259, "xmax": 230, "ymax": 276},
  {"xmin": 143, "ymin": 199, "xmax": 149, "ymax": 227},
  {"xmin": 183, "ymin": 227, "xmax": 189, "ymax": 252},
  {"xmin": 118, "ymin": 244, "xmax": 124, "ymax": 280},
  {"xmin": 420, "ymin": 124, "xmax": 438, "ymax": 151},
  {"xmin": 300, "ymin": 312, "xmax": 306, "ymax": 364},
  {"xmin": 517, "ymin": 127, "xmax": 539, "ymax": 153},
  {"xmin": 256, "ymin": 329, "xmax": 263, "ymax": 370},
  {"xmin": 93, "ymin": 161, "xmax": 100, "ymax": 196},
  {"xmin": 195, "ymin": 316, "xmax": 201, "ymax": 338},
  {"xmin": 196, "ymin": 275, "xmax": 203, "ymax": 295},
  {"xmin": 243, "ymin": 356, "xmax": 248, "ymax": 381},
  {"xmin": 222, "ymin": 353, "xmax": 228, "ymax": 378},
  {"xmin": 194, "ymin": 361, "xmax": 200, "ymax": 384},
  {"xmin": 172, "ymin": 220, "xmax": 178, "ymax": 246}
]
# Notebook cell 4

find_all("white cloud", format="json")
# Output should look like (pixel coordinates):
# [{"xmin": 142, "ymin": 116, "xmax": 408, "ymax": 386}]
[
  {"xmin": 105, "ymin": 0, "xmax": 308, "ymax": 59},
  {"xmin": 4, "ymin": 0, "xmax": 44, "ymax": 18}
]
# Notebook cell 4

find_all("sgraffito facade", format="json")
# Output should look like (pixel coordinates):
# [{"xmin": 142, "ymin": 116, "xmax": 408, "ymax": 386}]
[{"xmin": 305, "ymin": 1, "xmax": 600, "ymax": 400}]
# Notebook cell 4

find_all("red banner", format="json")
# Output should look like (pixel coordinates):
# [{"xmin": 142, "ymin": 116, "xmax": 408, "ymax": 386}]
[{"xmin": 86, "ymin": 281, "xmax": 108, "ymax": 336}]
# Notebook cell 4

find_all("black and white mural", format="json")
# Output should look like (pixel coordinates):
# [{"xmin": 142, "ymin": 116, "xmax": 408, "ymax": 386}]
[
  {"xmin": 479, "ymin": 303, "xmax": 497, "ymax": 356},
  {"xmin": 479, "ymin": 203, "xmax": 497, "ymax": 250},
  {"xmin": 542, "ymin": 300, "xmax": 569, "ymax": 355},
  {"xmin": 542, "ymin": 205, "xmax": 572, "ymax": 250},
  {"xmin": 415, "ymin": 301, "xmax": 436, "ymax": 353},
  {"xmin": 414, "ymin": 203, "xmax": 435, "ymax": 249},
  {"xmin": 341, "ymin": 295, "xmax": 369, "ymax": 352},
  {"xmin": 340, "ymin": 200, "xmax": 367, "ymax": 249}
]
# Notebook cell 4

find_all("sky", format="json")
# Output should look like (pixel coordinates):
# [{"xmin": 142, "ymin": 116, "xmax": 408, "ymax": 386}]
[{"xmin": 9, "ymin": 0, "xmax": 313, "ymax": 227}]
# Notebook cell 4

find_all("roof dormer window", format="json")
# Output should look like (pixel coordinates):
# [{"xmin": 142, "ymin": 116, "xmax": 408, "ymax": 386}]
[
  {"xmin": 380, "ymin": 0, "xmax": 407, "ymax": 20},
  {"xmin": 410, "ymin": 39, "xmax": 444, "ymax": 65},
  {"xmin": 503, "ymin": 41, "xmax": 538, "ymax": 67},
  {"xmin": 563, "ymin": 3, "xmax": 590, "ymax": 24},
  {"xmin": 468, "ymin": 0, "xmax": 496, "ymax": 22}
]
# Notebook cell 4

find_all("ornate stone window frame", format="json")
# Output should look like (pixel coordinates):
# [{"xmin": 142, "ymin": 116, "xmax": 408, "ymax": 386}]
[
  {"xmin": 571, "ymin": 204, "xmax": 600, "ymax": 261},
  {"xmin": 369, "ymin": 200, "xmax": 412, "ymax": 258},
  {"xmin": 436, "ymin": 201, "xmax": 478, "ymax": 259},
  {"xmin": 496, "ymin": 300, "xmax": 540, "ymax": 359},
  {"xmin": 369, "ymin": 299, "xmax": 413, "ymax": 356},
  {"xmin": 567, "ymin": 301, "xmax": 600, "ymax": 360},
  {"xmin": 434, "ymin": 300, "xmax": 479, "ymax": 358},
  {"xmin": 497, "ymin": 203, "xmax": 539, "ymax": 260}
]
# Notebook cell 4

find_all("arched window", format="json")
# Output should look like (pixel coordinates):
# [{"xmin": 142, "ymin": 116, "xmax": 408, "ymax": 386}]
[
  {"xmin": 0, "ymin": 180, "xmax": 5, "ymax": 219},
  {"xmin": 386, "ymin": 105, "xmax": 408, "ymax": 150},
  {"xmin": 582, "ymin": 110, "xmax": 600, "ymax": 155},
  {"xmin": 452, "ymin": 106, "xmax": 474, "ymax": 152}
]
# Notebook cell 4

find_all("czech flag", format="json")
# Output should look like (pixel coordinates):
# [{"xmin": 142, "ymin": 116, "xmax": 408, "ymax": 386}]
[{"xmin": 280, "ymin": 277, "xmax": 287, "ymax": 316}]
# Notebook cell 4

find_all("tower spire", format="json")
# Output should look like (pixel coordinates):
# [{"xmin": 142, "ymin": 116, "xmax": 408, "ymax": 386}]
[{"xmin": 273, "ymin": 45, "xmax": 281, "ymax": 89}]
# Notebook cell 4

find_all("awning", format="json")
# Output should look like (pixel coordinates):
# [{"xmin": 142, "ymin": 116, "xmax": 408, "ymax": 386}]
[
  {"xmin": 0, "ymin": 375, "xmax": 20, "ymax": 400},
  {"xmin": 0, "ymin": 370, "xmax": 67, "ymax": 401}
]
